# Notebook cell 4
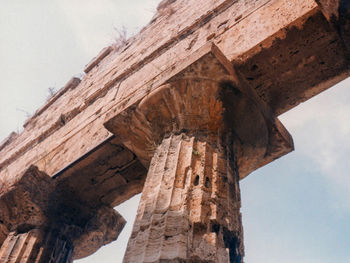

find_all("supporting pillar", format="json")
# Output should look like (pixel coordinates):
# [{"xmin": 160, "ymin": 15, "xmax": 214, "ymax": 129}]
[
  {"xmin": 104, "ymin": 44, "xmax": 293, "ymax": 263},
  {"xmin": 0, "ymin": 228, "xmax": 73, "ymax": 263},
  {"xmin": 124, "ymin": 134, "xmax": 243, "ymax": 262},
  {"xmin": 0, "ymin": 165, "xmax": 126, "ymax": 262}
]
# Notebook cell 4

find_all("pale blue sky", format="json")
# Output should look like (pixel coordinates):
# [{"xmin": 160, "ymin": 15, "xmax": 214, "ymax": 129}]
[{"xmin": 0, "ymin": 1, "xmax": 349, "ymax": 262}]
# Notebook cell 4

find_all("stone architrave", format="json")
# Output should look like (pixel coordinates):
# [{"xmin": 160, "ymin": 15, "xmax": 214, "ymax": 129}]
[{"xmin": 105, "ymin": 43, "xmax": 294, "ymax": 262}]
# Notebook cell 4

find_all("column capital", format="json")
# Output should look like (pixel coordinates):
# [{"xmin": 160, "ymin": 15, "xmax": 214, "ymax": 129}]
[
  {"xmin": 0, "ymin": 165, "xmax": 52, "ymax": 233},
  {"xmin": 105, "ymin": 43, "xmax": 293, "ymax": 178},
  {"xmin": 0, "ymin": 165, "xmax": 126, "ymax": 260}
]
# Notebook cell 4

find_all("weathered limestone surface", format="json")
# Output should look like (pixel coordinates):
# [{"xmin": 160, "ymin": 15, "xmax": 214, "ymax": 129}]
[
  {"xmin": 316, "ymin": 0, "xmax": 350, "ymax": 48},
  {"xmin": 105, "ymin": 44, "xmax": 293, "ymax": 178},
  {"xmin": 0, "ymin": 0, "xmax": 348, "ymax": 198},
  {"xmin": 0, "ymin": 166, "xmax": 126, "ymax": 260},
  {"xmin": 53, "ymin": 137, "xmax": 146, "ymax": 208},
  {"xmin": 0, "ymin": 229, "xmax": 74, "ymax": 263},
  {"xmin": 105, "ymin": 45, "xmax": 292, "ymax": 262},
  {"xmin": 0, "ymin": 224, "xmax": 8, "ymax": 247},
  {"xmin": 124, "ymin": 134, "xmax": 244, "ymax": 262},
  {"xmin": 0, "ymin": 0, "xmax": 349, "ymax": 260}
]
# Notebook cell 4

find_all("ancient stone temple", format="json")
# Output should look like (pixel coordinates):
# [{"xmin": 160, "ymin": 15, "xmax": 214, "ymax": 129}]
[{"xmin": 0, "ymin": 0, "xmax": 348, "ymax": 262}]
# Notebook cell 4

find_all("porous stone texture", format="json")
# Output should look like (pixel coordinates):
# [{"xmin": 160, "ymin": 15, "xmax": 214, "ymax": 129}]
[
  {"xmin": 0, "ymin": 165, "xmax": 126, "ymax": 261},
  {"xmin": 53, "ymin": 137, "xmax": 146, "ymax": 209},
  {"xmin": 0, "ymin": 224, "xmax": 8, "ymax": 248},
  {"xmin": 316, "ymin": 0, "xmax": 350, "ymax": 48},
  {"xmin": 0, "ymin": 229, "xmax": 74, "ymax": 263},
  {"xmin": 0, "ymin": 0, "xmax": 348, "ymax": 198},
  {"xmin": 106, "ymin": 44, "xmax": 292, "ymax": 262},
  {"xmin": 123, "ymin": 134, "xmax": 243, "ymax": 263},
  {"xmin": 0, "ymin": 166, "xmax": 53, "ymax": 233},
  {"xmin": 0, "ymin": 0, "xmax": 349, "ymax": 261},
  {"xmin": 73, "ymin": 207, "xmax": 126, "ymax": 259},
  {"xmin": 105, "ymin": 44, "xmax": 293, "ymax": 180}
]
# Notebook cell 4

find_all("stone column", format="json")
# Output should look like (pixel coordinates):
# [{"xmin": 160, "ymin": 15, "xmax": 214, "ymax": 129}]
[
  {"xmin": 124, "ymin": 133, "xmax": 243, "ymax": 262},
  {"xmin": 0, "ymin": 165, "xmax": 126, "ymax": 262},
  {"xmin": 0, "ymin": 228, "xmax": 73, "ymax": 263},
  {"xmin": 105, "ymin": 44, "xmax": 293, "ymax": 263}
]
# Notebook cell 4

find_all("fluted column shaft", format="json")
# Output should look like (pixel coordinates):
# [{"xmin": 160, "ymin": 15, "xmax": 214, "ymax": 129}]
[
  {"xmin": 123, "ymin": 133, "xmax": 243, "ymax": 263},
  {"xmin": 0, "ymin": 228, "xmax": 73, "ymax": 263}
]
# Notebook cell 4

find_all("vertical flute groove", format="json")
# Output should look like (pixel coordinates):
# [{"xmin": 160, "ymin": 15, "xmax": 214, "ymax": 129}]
[
  {"xmin": 123, "ymin": 134, "xmax": 243, "ymax": 263},
  {"xmin": 0, "ymin": 229, "xmax": 73, "ymax": 263}
]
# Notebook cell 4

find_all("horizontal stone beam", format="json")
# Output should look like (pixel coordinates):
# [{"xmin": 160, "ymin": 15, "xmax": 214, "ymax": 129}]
[{"xmin": 0, "ymin": 0, "xmax": 348, "ymax": 209}]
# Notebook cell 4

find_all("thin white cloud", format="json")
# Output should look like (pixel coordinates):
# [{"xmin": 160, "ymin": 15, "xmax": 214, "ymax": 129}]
[
  {"xmin": 56, "ymin": 0, "xmax": 160, "ymax": 56},
  {"xmin": 0, "ymin": 0, "xmax": 160, "ymax": 140},
  {"xmin": 280, "ymin": 79, "xmax": 350, "ymax": 211},
  {"xmin": 1, "ymin": 1, "xmax": 349, "ymax": 262}
]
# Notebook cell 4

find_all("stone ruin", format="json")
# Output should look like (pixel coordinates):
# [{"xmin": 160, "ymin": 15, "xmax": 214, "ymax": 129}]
[{"xmin": 0, "ymin": 0, "xmax": 349, "ymax": 262}]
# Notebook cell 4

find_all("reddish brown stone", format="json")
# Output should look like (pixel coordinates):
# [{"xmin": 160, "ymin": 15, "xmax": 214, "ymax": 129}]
[
  {"xmin": 106, "ymin": 44, "xmax": 292, "ymax": 262},
  {"xmin": 123, "ymin": 134, "xmax": 244, "ymax": 262},
  {"xmin": 0, "ymin": 229, "xmax": 74, "ymax": 263},
  {"xmin": 0, "ymin": 166, "xmax": 126, "ymax": 260},
  {"xmin": 0, "ymin": 0, "xmax": 349, "ymax": 261}
]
